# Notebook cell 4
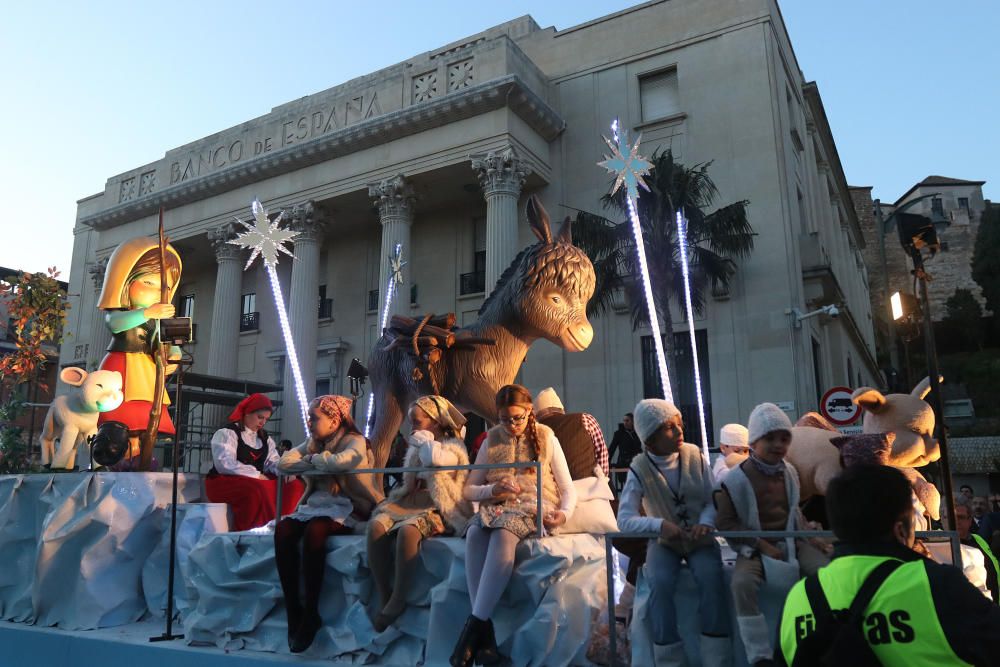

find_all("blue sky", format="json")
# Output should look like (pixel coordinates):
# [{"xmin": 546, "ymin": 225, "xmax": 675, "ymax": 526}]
[{"xmin": 1, "ymin": 1, "xmax": 995, "ymax": 277}]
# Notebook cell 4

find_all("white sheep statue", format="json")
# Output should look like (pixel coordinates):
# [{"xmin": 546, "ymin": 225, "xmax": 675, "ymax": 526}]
[{"xmin": 39, "ymin": 367, "xmax": 124, "ymax": 470}]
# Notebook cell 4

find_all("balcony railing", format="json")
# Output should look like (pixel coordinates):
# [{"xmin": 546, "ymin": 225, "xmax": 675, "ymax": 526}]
[
  {"xmin": 240, "ymin": 312, "xmax": 260, "ymax": 332},
  {"xmin": 460, "ymin": 270, "xmax": 486, "ymax": 295},
  {"xmin": 318, "ymin": 298, "xmax": 333, "ymax": 319}
]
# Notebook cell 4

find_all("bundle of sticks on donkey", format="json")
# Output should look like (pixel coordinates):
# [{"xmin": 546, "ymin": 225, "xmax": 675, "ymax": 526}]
[{"xmin": 366, "ymin": 194, "xmax": 597, "ymax": 473}]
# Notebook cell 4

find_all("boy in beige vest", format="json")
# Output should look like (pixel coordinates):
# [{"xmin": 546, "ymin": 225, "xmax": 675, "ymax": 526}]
[
  {"xmin": 617, "ymin": 399, "xmax": 731, "ymax": 666},
  {"xmin": 716, "ymin": 403, "xmax": 829, "ymax": 666}
]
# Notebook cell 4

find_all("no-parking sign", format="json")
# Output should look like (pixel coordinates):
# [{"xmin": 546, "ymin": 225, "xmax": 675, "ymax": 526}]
[{"xmin": 820, "ymin": 386, "xmax": 861, "ymax": 426}]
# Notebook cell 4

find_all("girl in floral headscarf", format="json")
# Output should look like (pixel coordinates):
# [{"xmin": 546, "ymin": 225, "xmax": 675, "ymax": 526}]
[
  {"xmin": 274, "ymin": 394, "xmax": 384, "ymax": 653},
  {"xmin": 367, "ymin": 395, "xmax": 473, "ymax": 632}
]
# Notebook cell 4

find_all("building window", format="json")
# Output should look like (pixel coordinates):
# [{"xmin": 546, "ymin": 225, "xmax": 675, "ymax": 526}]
[
  {"xmin": 639, "ymin": 68, "xmax": 679, "ymax": 122},
  {"xmin": 241, "ymin": 292, "xmax": 259, "ymax": 332},
  {"xmin": 410, "ymin": 283, "xmax": 418, "ymax": 305},
  {"xmin": 640, "ymin": 330, "xmax": 712, "ymax": 448},
  {"xmin": 812, "ymin": 337, "xmax": 823, "ymax": 410},
  {"xmin": 318, "ymin": 284, "xmax": 332, "ymax": 319},
  {"xmin": 316, "ymin": 378, "xmax": 331, "ymax": 396},
  {"xmin": 460, "ymin": 250, "xmax": 487, "ymax": 295},
  {"xmin": 179, "ymin": 294, "xmax": 195, "ymax": 319},
  {"xmin": 958, "ymin": 197, "xmax": 970, "ymax": 211},
  {"xmin": 847, "ymin": 357, "xmax": 854, "ymax": 388},
  {"xmin": 931, "ymin": 197, "xmax": 944, "ymax": 216},
  {"xmin": 368, "ymin": 289, "xmax": 379, "ymax": 312}
]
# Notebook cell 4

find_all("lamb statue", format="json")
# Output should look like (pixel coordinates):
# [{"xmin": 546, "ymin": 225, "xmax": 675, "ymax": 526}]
[{"xmin": 39, "ymin": 367, "xmax": 124, "ymax": 470}]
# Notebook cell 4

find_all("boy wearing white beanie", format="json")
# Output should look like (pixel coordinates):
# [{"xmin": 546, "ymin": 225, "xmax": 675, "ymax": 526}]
[
  {"xmin": 617, "ymin": 399, "xmax": 731, "ymax": 666},
  {"xmin": 712, "ymin": 423, "xmax": 749, "ymax": 484},
  {"xmin": 715, "ymin": 403, "xmax": 829, "ymax": 666}
]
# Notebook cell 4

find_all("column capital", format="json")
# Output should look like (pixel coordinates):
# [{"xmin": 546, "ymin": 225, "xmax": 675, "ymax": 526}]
[
  {"xmin": 88, "ymin": 257, "xmax": 108, "ymax": 292},
  {"xmin": 208, "ymin": 221, "xmax": 244, "ymax": 262},
  {"xmin": 288, "ymin": 200, "xmax": 327, "ymax": 243},
  {"xmin": 368, "ymin": 174, "xmax": 415, "ymax": 222},
  {"xmin": 471, "ymin": 146, "xmax": 531, "ymax": 197}
]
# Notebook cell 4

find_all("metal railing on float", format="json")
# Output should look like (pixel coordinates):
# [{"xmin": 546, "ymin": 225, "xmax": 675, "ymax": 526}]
[
  {"xmin": 275, "ymin": 463, "xmax": 962, "ymax": 667},
  {"xmin": 276, "ymin": 461, "xmax": 546, "ymax": 535}
]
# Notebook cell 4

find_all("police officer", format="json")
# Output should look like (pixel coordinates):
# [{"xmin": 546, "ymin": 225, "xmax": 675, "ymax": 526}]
[{"xmin": 777, "ymin": 465, "xmax": 1000, "ymax": 666}]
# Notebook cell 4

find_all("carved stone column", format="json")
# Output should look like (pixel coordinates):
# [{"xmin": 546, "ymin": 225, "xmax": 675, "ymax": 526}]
[
  {"xmin": 282, "ymin": 201, "xmax": 326, "ymax": 443},
  {"xmin": 368, "ymin": 175, "xmax": 414, "ymax": 318},
  {"xmin": 88, "ymin": 257, "xmax": 111, "ymax": 369},
  {"xmin": 471, "ymin": 146, "xmax": 530, "ymax": 293},
  {"xmin": 207, "ymin": 222, "xmax": 244, "ymax": 381}
]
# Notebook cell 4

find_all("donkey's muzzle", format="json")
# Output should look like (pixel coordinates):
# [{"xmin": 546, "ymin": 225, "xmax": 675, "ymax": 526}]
[{"xmin": 564, "ymin": 321, "xmax": 594, "ymax": 351}]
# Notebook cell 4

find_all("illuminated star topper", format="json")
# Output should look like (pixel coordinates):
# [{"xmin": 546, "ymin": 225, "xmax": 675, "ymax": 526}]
[
  {"xmin": 229, "ymin": 199, "xmax": 298, "ymax": 269},
  {"xmin": 598, "ymin": 123, "xmax": 653, "ymax": 202},
  {"xmin": 388, "ymin": 242, "xmax": 406, "ymax": 285}
]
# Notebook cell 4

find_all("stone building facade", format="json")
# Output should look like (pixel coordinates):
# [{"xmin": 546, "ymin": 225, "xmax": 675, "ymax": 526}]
[
  {"xmin": 61, "ymin": 0, "xmax": 879, "ymax": 444},
  {"xmin": 854, "ymin": 174, "xmax": 988, "ymax": 355}
]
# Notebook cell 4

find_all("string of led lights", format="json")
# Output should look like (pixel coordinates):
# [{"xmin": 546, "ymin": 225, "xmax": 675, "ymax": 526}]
[
  {"xmin": 675, "ymin": 210, "xmax": 710, "ymax": 459},
  {"xmin": 364, "ymin": 242, "xmax": 404, "ymax": 438}
]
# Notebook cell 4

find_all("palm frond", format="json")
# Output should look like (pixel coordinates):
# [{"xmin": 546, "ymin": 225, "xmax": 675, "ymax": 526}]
[{"xmin": 584, "ymin": 148, "xmax": 754, "ymax": 331}]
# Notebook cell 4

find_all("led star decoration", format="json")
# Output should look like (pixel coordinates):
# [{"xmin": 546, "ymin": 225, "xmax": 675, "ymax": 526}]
[
  {"xmin": 230, "ymin": 199, "xmax": 298, "ymax": 269},
  {"xmin": 599, "ymin": 120, "xmax": 673, "ymax": 404},
  {"xmin": 388, "ymin": 243, "xmax": 407, "ymax": 286},
  {"xmin": 228, "ymin": 199, "xmax": 310, "ymax": 435},
  {"xmin": 598, "ymin": 125, "xmax": 653, "ymax": 203}
]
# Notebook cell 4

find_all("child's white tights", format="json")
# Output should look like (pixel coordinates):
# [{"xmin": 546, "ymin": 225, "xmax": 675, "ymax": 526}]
[{"xmin": 465, "ymin": 524, "xmax": 519, "ymax": 620}]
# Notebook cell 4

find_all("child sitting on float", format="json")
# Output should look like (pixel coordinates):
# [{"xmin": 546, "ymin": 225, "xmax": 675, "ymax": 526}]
[
  {"xmin": 451, "ymin": 384, "xmax": 576, "ymax": 667},
  {"xmin": 204, "ymin": 393, "xmax": 304, "ymax": 531},
  {"xmin": 274, "ymin": 394, "xmax": 383, "ymax": 653},
  {"xmin": 617, "ymin": 398, "xmax": 731, "ymax": 666},
  {"xmin": 716, "ymin": 402, "xmax": 829, "ymax": 666},
  {"xmin": 712, "ymin": 422, "xmax": 750, "ymax": 484},
  {"xmin": 366, "ymin": 395, "xmax": 473, "ymax": 632}
]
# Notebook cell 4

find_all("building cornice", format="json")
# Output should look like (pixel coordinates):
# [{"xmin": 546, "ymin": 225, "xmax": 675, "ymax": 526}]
[
  {"xmin": 802, "ymin": 82, "xmax": 865, "ymax": 250},
  {"xmin": 80, "ymin": 75, "xmax": 564, "ymax": 231}
]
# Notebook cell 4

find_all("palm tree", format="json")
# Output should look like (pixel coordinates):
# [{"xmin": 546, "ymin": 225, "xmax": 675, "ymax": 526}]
[{"xmin": 572, "ymin": 149, "xmax": 754, "ymax": 398}]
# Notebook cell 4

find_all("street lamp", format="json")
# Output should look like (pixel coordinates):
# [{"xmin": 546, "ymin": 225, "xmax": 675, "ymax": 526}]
[
  {"xmin": 874, "ymin": 192, "xmax": 940, "ymax": 390},
  {"xmin": 894, "ymin": 209, "xmax": 957, "ymax": 538}
]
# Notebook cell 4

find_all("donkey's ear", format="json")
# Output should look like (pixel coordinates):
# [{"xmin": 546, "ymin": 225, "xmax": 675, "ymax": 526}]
[
  {"xmin": 526, "ymin": 194, "xmax": 552, "ymax": 244},
  {"xmin": 555, "ymin": 216, "xmax": 573, "ymax": 245}
]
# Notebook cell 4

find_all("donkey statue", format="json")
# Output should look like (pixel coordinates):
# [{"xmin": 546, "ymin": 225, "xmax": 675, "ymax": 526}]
[{"xmin": 367, "ymin": 194, "xmax": 596, "ymax": 468}]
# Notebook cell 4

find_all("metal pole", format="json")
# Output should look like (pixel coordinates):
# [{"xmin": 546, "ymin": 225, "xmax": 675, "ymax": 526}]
[
  {"xmin": 275, "ymin": 474, "xmax": 284, "ymax": 522},
  {"xmin": 605, "ymin": 536, "xmax": 618, "ymax": 667},
  {"xmin": 151, "ymin": 365, "xmax": 185, "ymax": 642},
  {"xmin": 911, "ymin": 249, "xmax": 959, "ymax": 566},
  {"xmin": 536, "ymin": 461, "xmax": 543, "ymax": 537}
]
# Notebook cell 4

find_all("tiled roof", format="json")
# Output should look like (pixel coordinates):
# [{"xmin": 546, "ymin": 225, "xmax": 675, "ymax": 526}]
[
  {"xmin": 918, "ymin": 175, "xmax": 987, "ymax": 187},
  {"xmin": 894, "ymin": 175, "xmax": 987, "ymax": 205},
  {"xmin": 948, "ymin": 437, "xmax": 1000, "ymax": 474}
]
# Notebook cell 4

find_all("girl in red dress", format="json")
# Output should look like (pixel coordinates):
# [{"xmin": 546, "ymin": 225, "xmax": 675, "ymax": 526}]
[{"xmin": 204, "ymin": 393, "xmax": 305, "ymax": 531}]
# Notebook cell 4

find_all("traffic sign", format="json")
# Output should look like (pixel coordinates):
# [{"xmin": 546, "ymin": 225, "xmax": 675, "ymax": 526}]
[{"xmin": 820, "ymin": 386, "xmax": 861, "ymax": 426}]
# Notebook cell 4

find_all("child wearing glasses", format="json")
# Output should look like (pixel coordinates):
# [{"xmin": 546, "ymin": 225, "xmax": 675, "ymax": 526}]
[
  {"xmin": 366, "ymin": 395, "xmax": 473, "ymax": 632},
  {"xmin": 450, "ymin": 384, "xmax": 577, "ymax": 667},
  {"xmin": 616, "ymin": 399, "xmax": 731, "ymax": 666}
]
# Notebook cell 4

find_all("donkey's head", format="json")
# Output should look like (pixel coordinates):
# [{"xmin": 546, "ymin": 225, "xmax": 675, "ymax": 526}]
[{"xmin": 479, "ymin": 195, "xmax": 596, "ymax": 351}]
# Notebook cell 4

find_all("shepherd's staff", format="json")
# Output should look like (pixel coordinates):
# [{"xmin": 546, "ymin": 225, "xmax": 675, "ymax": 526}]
[{"xmin": 138, "ymin": 206, "xmax": 171, "ymax": 471}]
